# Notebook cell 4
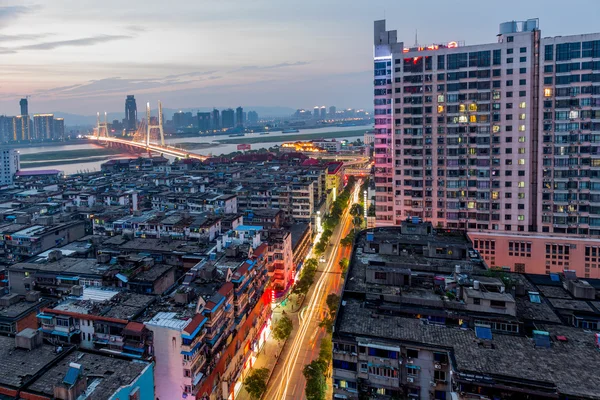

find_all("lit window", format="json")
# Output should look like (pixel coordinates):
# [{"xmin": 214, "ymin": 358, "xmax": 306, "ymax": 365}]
[
  {"xmin": 544, "ymin": 88, "xmax": 552, "ymax": 97},
  {"xmin": 518, "ymin": 181, "xmax": 525, "ymax": 188},
  {"xmin": 493, "ymin": 125, "xmax": 500, "ymax": 133},
  {"xmin": 519, "ymin": 102, "xmax": 526, "ymax": 109},
  {"xmin": 518, "ymin": 159, "xmax": 525, "ymax": 165},
  {"xmin": 518, "ymin": 136, "xmax": 526, "ymax": 142},
  {"xmin": 459, "ymin": 104, "xmax": 466, "ymax": 113},
  {"xmin": 518, "ymin": 193, "xmax": 525, "ymax": 199},
  {"xmin": 518, "ymin": 148, "xmax": 526, "ymax": 154},
  {"xmin": 458, "ymin": 115, "xmax": 468, "ymax": 123},
  {"xmin": 437, "ymin": 105, "xmax": 444, "ymax": 113},
  {"xmin": 469, "ymin": 104, "xmax": 478, "ymax": 112},
  {"xmin": 437, "ymin": 95, "xmax": 445, "ymax": 103},
  {"xmin": 569, "ymin": 110, "xmax": 579, "ymax": 119},
  {"xmin": 518, "ymin": 215, "xmax": 525, "ymax": 221},
  {"xmin": 470, "ymin": 115, "xmax": 477, "ymax": 123},
  {"xmin": 468, "ymin": 148, "xmax": 476, "ymax": 155},
  {"xmin": 492, "ymin": 192, "xmax": 499, "ymax": 200},
  {"xmin": 467, "ymin": 201, "xmax": 475, "ymax": 209},
  {"xmin": 519, "ymin": 113, "xmax": 526, "ymax": 120},
  {"xmin": 519, "ymin": 125, "xmax": 526, "ymax": 132},
  {"xmin": 493, "ymin": 91, "xmax": 501, "ymax": 100}
]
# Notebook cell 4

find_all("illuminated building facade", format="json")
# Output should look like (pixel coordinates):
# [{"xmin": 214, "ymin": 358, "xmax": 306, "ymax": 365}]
[
  {"xmin": 125, "ymin": 95, "xmax": 137, "ymax": 133},
  {"xmin": 374, "ymin": 19, "xmax": 600, "ymax": 277},
  {"xmin": 33, "ymin": 114, "xmax": 55, "ymax": 140}
]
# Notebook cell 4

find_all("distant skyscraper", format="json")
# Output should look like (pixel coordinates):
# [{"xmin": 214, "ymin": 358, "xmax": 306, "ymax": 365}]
[
  {"xmin": 19, "ymin": 98, "xmax": 28, "ymax": 116},
  {"xmin": 247, "ymin": 111, "xmax": 258, "ymax": 124},
  {"xmin": 329, "ymin": 106, "xmax": 336, "ymax": 116},
  {"xmin": 212, "ymin": 109, "xmax": 220, "ymax": 130},
  {"xmin": 13, "ymin": 115, "xmax": 30, "ymax": 141},
  {"xmin": 313, "ymin": 106, "xmax": 320, "ymax": 119},
  {"xmin": 235, "ymin": 107, "xmax": 244, "ymax": 127},
  {"xmin": 125, "ymin": 95, "xmax": 137, "ymax": 133},
  {"xmin": 173, "ymin": 111, "xmax": 186, "ymax": 129},
  {"xmin": 33, "ymin": 114, "xmax": 54, "ymax": 140},
  {"xmin": 54, "ymin": 118, "xmax": 65, "ymax": 140},
  {"xmin": 0, "ymin": 148, "xmax": 19, "ymax": 187},
  {"xmin": 0, "ymin": 116, "xmax": 13, "ymax": 143},
  {"xmin": 320, "ymin": 106, "xmax": 327, "ymax": 119},
  {"xmin": 197, "ymin": 112, "xmax": 211, "ymax": 132},
  {"xmin": 222, "ymin": 109, "xmax": 235, "ymax": 129}
]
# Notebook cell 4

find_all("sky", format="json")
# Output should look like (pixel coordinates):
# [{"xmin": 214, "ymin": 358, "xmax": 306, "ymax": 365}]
[{"xmin": 0, "ymin": 0, "xmax": 599, "ymax": 116}]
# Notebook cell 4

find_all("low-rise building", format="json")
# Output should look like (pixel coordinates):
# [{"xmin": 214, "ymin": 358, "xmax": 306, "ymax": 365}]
[{"xmin": 332, "ymin": 222, "xmax": 600, "ymax": 400}]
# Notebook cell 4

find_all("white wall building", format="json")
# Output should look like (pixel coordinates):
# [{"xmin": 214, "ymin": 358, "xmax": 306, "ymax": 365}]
[{"xmin": 0, "ymin": 148, "xmax": 19, "ymax": 187}]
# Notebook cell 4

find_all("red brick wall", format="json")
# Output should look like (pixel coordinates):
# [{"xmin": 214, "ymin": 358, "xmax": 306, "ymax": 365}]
[
  {"xmin": 20, "ymin": 392, "xmax": 51, "ymax": 400},
  {"xmin": 16, "ymin": 309, "xmax": 39, "ymax": 333}
]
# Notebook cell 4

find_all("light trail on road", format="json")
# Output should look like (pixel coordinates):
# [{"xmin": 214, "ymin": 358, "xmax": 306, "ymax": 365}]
[{"xmin": 270, "ymin": 181, "xmax": 362, "ymax": 400}]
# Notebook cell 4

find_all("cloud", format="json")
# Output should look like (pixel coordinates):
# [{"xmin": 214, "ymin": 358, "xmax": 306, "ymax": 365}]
[
  {"xmin": 235, "ymin": 61, "xmax": 310, "ymax": 72},
  {"xmin": 18, "ymin": 34, "xmax": 132, "ymax": 51},
  {"xmin": 0, "ymin": 5, "xmax": 38, "ymax": 27},
  {"xmin": 0, "ymin": 33, "xmax": 52, "ymax": 43},
  {"xmin": 126, "ymin": 25, "xmax": 147, "ymax": 33}
]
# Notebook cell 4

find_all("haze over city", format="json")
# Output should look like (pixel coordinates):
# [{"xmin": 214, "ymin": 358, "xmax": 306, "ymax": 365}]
[{"xmin": 0, "ymin": 0, "xmax": 598, "ymax": 116}]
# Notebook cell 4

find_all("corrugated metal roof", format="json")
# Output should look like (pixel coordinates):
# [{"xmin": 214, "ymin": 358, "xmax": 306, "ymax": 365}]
[{"xmin": 146, "ymin": 312, "xmax": 191, "ymax": 330}]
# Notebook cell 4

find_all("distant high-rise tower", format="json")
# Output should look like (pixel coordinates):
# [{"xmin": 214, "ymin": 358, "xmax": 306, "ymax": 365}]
[
  {"xmin": 13, "ymin": 116, "xmax": 30, "ymax": 141},
  {"xmin": 320, "ymin": 106, "xmax": 327, "ymax": 119},
  {"xmin": 247, "ymin": 111, "xmax": 258, "ymax": 124},
  {"xmin": 54, "ymin": 118, "xmax": 65, "ymax": 140},
  {"xmin": 125, "ymin": 95, "xmax": 137, "ymax": 133},
  {"xmin": 313, "ymin": 106, "xmax": 320, "ymax": 119},
  {"xmin": 19, "ymin": 98, "xmax": 28, "ymax": 116},
  {"xmin": 329, "ymin": 106, "xmax": 336, "ymax": 116},
  {"xmin": 33, "ymin": 114, "xmax": 55, "ymax": 140},
  {"xmin": 235, "ymin": 107, "xmax": 244, "ymax": 127},
  {"xmin": 212, "ymin": 109, "xmax": 220, "ymax": 130},
  {"xmin": 197, "ymin": 112, "xmax": 211, "ymax": 132},
  {"xmin": 222, "ymin": 109, "xmax": 235, "ymax": 129}
]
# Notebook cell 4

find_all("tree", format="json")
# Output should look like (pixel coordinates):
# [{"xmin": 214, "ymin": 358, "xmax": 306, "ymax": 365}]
[
  {"xmin": 303, "ymin": 360, "xmax": 327, "ymax": 400},
  {"xmin": 326, "ymin": 293, "xmax": 340, "ymax": 317},
  {"xmin": 350, "ymin": 203, "xmax": 364, "ymax": 218},
  {"xmin": 318, "ymin": 317, "xmax": 334, "ymax": 334},
  {"xmin": 305, "ymin": 258, "xmax": 318, "ymax": 271},
  {"xmin": 243, "ymin": 367, "xmax": 269, "ymax": 399},
  {"xmin": 339, "ymin": 258, "xmax": 349, "ymax": 275},
  {"xmin": 272, "ymin": 314, "xmax": 293, "ymax": 343},
  {"xmin": 318, "ymin": 337, "xmax": 332, "ymax": 366},
  {"xmin": 340, "ymin": 231, "xmax": 355, "ymax": 247}
]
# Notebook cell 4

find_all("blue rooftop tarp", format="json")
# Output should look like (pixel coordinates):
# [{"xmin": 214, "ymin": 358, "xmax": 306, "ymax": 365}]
[
  {"xmin": 533, "ymin": 330, "xmax": 551, "ymax": 348},
  {"xmin": 528, "ymin": 292, "xmax": 541, "ymax": 303},
  {"xmin": 63, "ymin": 366, "xmax": 80, "ymax": 386},
  {"xmin": 550, "ymin": 273, "xmax": 560, "ymax": 282},
  {"xmin": 475, "ymin": 325, "xmax": 493, "ymax": 340},
  {"xmin": 56, "ymin": 276, "xmax": 79, "ymax": 281},
  {"xmin": 36, "ymin": 313, "xmax": 53, "ymax": 320},
  {"xmin": 115, "ymin": 273, "xmax": 129, "ymax": 283}
]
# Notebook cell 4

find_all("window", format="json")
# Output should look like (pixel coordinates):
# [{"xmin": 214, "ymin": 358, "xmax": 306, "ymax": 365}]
[
  {"xmin": 490, "ymin": 300, "xmax": 506, "ymax": 308},
  {"xmin": 374, "ymin": 272, "xmax": 387, "ymax": 280},
  {"xmin": 520, "ymin": 56, "xmax": 527, "ymax": 62},
  {"xmin": 518, "ymin": 215, "xmax": 525, "ymax": 221},
  {"xmin": 507, "ymin": 57, "xmax": 513, "ymax": 63},
  {"xmin": 518, "ymin": 136, "xmax": 526, "ymax": 142},
  {"xmin": 406, "ymin": 349, "xmax": 419, "ymax": 359},
  {"xmin": 520, "ymin": 47, "xmax": 527, "ymax": 53},
  {"xmin": 518, "ymin": 181, "xmax": 525, "ymax": 188},
  {"xmin": 507, "ymin": 48, "xmax": 514, "ymax": 55},
  {"xmin": 545, "ymin": 44, "xmax": 554, "ymax": 61},
  {"xmin": 544, "ymin": 88, "xmax": 553, "ymax": 97},
  {"xmin": 518, "ymin": 159, "xmax": 525, "ymax": 165},
  {"xmin": 473, "ymin": 298, "xmax": 481, "ymax": 305},
  {"xmin": 434, "ymin": 370, "xmax": 447, "ymax": 382},
  {"xmin": 519, "ymin": 125, "xmax": 526, "ymax": 132},
  {"xmin": 519, "ymin": 101, "xmax": 526, "ymax": 109}
]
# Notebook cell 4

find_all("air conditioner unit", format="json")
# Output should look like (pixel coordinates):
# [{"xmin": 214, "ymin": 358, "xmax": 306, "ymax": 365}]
[
  {"xmin": 333, "ymin": 384, "xmax": 339, "ymax": 389},
  {"xmin": 407, "ymin": 377, "xmax": 414, "ymax": 383},
  {"xmin": 407, "ymin": 359, "xmax": 414, "ymax": 364},
  {"xmin": 431, "ymin": 381, "xmax": 437, "ymax": 387},
  {"xmin": 434, "ymin": 363, "xmax": 442, "ymax": 369}
]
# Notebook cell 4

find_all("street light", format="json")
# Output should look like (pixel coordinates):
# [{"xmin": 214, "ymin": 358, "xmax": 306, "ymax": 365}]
[{"xmin": 363, "ymin": 190, "xmax": 368, "ymax": 220}]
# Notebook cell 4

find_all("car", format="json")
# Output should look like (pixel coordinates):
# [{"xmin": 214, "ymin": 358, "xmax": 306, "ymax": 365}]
[{"xmin": 319, "ymin": 256, "xmax": 326, "ymax": 263}]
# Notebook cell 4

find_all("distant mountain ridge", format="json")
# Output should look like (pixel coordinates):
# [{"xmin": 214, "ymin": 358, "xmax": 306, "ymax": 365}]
[{"xmin": 52, "ymin": 106, "xmax": 297, "ymax": 126}]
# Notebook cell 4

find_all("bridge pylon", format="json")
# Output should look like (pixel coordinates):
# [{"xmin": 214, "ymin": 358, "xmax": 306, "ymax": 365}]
[
  {"xmin": 146, "ymin": 101, "xmax": 165, "ymax": 147},
  {"xmin": 95, "ymin": 112, "xmax": 110, "ymax": 138}
]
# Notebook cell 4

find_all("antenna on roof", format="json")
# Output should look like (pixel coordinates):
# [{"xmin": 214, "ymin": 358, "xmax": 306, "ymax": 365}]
[{"xmin": 414, "ymin": 29, "xmax": 419, "ymax": 47}]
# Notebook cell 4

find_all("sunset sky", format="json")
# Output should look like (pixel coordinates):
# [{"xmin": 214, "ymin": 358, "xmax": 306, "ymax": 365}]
[{"xmin": 0, "ymin": 0, "xmax": 598, "ymax": 115}]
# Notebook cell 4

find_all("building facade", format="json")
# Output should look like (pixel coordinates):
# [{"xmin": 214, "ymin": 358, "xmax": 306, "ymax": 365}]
[
  {"xmin": 374, "ymin": 18, "xmax": 600, "ymax": 276},
  {"xmin": 125, "ymin": 95, "xmax": 137, "ymax": 133},
  {"xmin": 33, "ymin": 114, "xmax": 55, "ymax": 140},
  {"xmin": 0, "ymin": 149, "xmax": 19, "ymax": 187}
]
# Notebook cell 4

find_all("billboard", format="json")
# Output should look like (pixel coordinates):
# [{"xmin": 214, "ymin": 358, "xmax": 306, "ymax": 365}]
[{"xmin": 237, "ymin": 144, "xmax": 251, "ymax": 151}]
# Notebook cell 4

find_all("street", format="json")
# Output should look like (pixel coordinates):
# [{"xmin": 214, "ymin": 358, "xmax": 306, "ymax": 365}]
[{"xmin": 263, "ymin": 181, "xmax": 361, "ymax": 400}]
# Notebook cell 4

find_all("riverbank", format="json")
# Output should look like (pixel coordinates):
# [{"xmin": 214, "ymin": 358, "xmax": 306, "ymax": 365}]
[
  {"xmin": 215, "ymin": 129, "xmax": 368, "ymax": 145},
  {"xmin": 20, "ymin": 147, "xmax": 127, "ymax": 162},
  {"xmin": 173, "ymin": 142, "xmax": 221, "ymax": 150}
]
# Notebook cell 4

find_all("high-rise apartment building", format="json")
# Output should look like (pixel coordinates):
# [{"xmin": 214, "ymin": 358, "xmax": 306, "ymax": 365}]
[
  {"xmin": 320, "ymin": 106, "xmax": 327, "ymax": 119},
  {"xmin": 313, "ymin": 106, "xmax": 320, "ymax": 119},
  {"xmin": 125, "ymin": 95, "xmax": 137, "ymax": 133},
  {"xmin": 13, "ymin": 115, "xmax": 30, "ymax": 141},
  {"xmin": 235, "ymin": 106, "xmax": 244, "ymax": 127},
  {"xmin": 0, "ymin": 116, "xmax": 13, "ymax": 143},
  {"xmin": 247, "ymin": 111, "xmax": 259, "ymax": 124},
  {"xmin": 197, "ymin": 112, "xmax": 211, "ymax": 132},
  {"xmin": 329, "ymin": 105, "xmax": 337, "ymax": 116},
  {"xmin": 212, "ymin": 108, "xmax": 220, "ymax": 130},
  {"xmin": 54, "ymin": 118, "xmax": 65, "ymax": 140},
  {"xmin": 374, "ymin": 19, "xmax": 600, "ymax": 277},
  {"xmin": 221, "ymin": 108, "xmax": 235, "ymax": 129},
  {"xmin": 19, "ymin": 98, "xmax": 28, "ymax": 116},
  {"xmin": 0, "ymin": 148, "xmax": 19, "ymax": 187},
  {"xmin": 33, "ymin": 114, "xmax": 55, "ymax": 140}
]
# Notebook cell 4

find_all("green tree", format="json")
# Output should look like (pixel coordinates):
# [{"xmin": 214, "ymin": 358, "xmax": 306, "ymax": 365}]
[
  {"xmin": 303, "ymin": 360, "xmax": 327, "ymax": 400},
  {"xmin": 318, "ymin": 317, "xmax": 334, "ymax": 334},
  {"xmin": 326, "ymin": 293, "xmax": 340, "ymax": 317},
  {"xmin": 243, "ymin": 367, "xmax": 269, "ymax": 399},
  {"xmin": 305, "ymin": 258, "xmax": 318, "ymax": 271},
  {"xmin": 339, "ymin": 257, "xmax": 349, "ymax": 273},
  {"xmin": 350, "ymin": 203, "xmax": 364, "ymax": 218},
  {"xmin": 318, "ymin": 336, "xmax": 332, "ymax": 366},
  {"xmin": 272, "ymin": 314, "xmax": 293, "ymax": 343},
  {"xmin": 340, "ymin": 231, "xmax": 355, "ymax": 247}
]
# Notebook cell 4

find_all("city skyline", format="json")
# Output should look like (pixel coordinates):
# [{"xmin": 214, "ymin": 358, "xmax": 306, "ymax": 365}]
[{"xmin": 1, "ymin": 0, "xmax": 598, "ymax": 115}]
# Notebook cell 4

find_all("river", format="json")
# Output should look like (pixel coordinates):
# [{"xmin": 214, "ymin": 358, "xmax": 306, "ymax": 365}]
[{"xmin": 17, "ymin": 125, "xmax": 371, "ymax": 174}]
